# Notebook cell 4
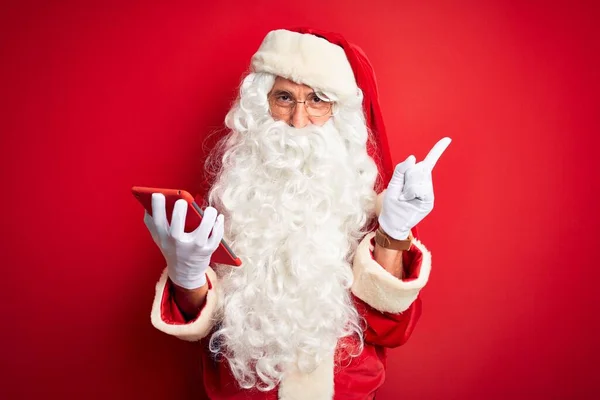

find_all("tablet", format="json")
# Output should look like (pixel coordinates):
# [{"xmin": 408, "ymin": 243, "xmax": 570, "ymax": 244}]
[{"xmin": 132, "ymin": 186, "xmax": 241, "ymax": 267}]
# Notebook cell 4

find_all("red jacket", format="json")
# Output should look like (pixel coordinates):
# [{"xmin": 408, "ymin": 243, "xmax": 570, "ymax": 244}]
[{"xmin": 151, "ymin": 232, "xmax": 432, "ymax": 400}]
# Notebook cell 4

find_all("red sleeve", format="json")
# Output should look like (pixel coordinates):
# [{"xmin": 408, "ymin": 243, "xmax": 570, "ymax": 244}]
[
  {"xmin": 354, "ymin": 294, "xmax": 422, "ymax": 348},
  {"xmin": 160, "ymin": 275, "xmax": 212, "ymax": 325}
]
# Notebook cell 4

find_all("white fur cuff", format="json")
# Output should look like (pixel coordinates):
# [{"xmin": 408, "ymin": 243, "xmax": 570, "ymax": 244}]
[
  {"xmin": 251, "ymin": 29, "xmax": 358, "ymax": 101},
  {"xmin": 351, "ymin": 232, "xmax": 432, "ymax": 314},
  {"xmin": 150, "ymin": 267, "xmax": 218, "ymax": 342}
]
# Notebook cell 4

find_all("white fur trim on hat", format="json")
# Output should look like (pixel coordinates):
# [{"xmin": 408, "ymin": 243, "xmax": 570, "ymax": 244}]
[
  {"xmin": 150, "ymin": 267, "xmax": 219, "ymax": 342},
  {"xmin": 351, "ymin": 232, "xmax": 431, "ymax": 314},
  {"xmin": 251, "ymin": 29, "xmax": 358, "ymax": 101}
]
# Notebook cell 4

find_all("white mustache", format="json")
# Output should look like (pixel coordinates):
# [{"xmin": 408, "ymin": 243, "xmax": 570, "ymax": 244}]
[{"xmin": 256, "ymin": 120, "xmax": 345, "ymax": 171}]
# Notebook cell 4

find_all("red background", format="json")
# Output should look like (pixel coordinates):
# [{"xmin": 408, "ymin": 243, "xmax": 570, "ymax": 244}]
[{"xmin": 2, "ymin": 1, "xmax": 599, "ymax": 399}]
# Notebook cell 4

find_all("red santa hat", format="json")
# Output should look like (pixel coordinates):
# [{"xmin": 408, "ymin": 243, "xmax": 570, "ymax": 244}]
[{"xmin": 250, "ymin": 28, "xmax": 394, "ymax": 192}]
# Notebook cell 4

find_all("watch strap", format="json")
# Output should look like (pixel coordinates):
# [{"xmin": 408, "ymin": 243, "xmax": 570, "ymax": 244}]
[{"xmin": 374, "ymin": 228, "xmax": 413, "ymax": 251}]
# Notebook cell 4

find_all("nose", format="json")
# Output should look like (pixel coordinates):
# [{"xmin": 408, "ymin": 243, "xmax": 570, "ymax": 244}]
[{"xmin": 290, "ymin": 103, "xmax": 310, "ymax": 128}]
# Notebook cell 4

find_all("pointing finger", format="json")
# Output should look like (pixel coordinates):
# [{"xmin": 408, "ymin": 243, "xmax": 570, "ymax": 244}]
[{"xmin": 422, "ymin": 137, "xmax": 452, "ymax": 170}]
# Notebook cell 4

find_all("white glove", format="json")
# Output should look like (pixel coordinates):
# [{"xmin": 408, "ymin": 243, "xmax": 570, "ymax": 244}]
[
  {"xmin": 143, "ymin": 193, "xmax": 225, "ymax": 289},
  {"xmin": 378, "ymin": 137, "xmax": 451, "ymax": 240}
]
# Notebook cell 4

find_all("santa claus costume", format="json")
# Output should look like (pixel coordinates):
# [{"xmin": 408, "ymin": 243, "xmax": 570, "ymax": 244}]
[{"xmin": 148, "ymin": 28, "xmax": 434, "ymax": 400}]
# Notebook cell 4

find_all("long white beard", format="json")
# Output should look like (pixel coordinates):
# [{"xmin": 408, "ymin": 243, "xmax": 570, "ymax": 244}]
[
  {"xmin": 206, "ymin": 86, "xmax": 378, "ymax": 392},
  {"xmin": 211, "ymin": 122, "xmax": 376, "ymax": 390}
]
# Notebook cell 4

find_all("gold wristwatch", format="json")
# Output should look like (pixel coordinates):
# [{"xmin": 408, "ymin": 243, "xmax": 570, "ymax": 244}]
[{"xmin": 374, "ymin": 228, "xmax": 413, "ymax": 251}]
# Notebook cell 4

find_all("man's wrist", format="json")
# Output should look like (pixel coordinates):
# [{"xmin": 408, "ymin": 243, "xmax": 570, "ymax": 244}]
[
  {"xmin": 373, "ymin": 242, "xmax": 405, "ymax": 279},
  {"xmin": 172, "ymin": 280, "xmax": 209, "ymax": 321}
]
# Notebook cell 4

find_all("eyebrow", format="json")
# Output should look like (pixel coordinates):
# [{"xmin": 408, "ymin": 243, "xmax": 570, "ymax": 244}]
[
  {"xmin": 271, "ymin": 88, "xmax": 316, "ymax": 98},
  {"xmin": 271, "ymin": 89, "xmax": 293, "ymax": 96}
]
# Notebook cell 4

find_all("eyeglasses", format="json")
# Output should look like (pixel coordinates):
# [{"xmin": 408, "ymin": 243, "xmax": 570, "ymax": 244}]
[{"xmin": 268, "ymin": 91, "xmax": 334, "ymax": 117}]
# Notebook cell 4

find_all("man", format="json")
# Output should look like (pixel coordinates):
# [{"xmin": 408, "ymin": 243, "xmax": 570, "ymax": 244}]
[{"xmin": 144, "ymin": 28, "xmax": 451, "ymax": 399}]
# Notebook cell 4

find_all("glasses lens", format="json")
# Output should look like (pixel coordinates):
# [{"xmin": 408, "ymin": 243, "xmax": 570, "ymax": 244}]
[
  {"xmin": 306, "ymin": 103, "xmax": 332, "ymax": 117},
  {"xmin": 306, "ymin": 93, "xmax": 332, "ymax": 117},
  {"xmin": 269, "ymin": 96, "xmax": 294, "ymax": 115}
]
